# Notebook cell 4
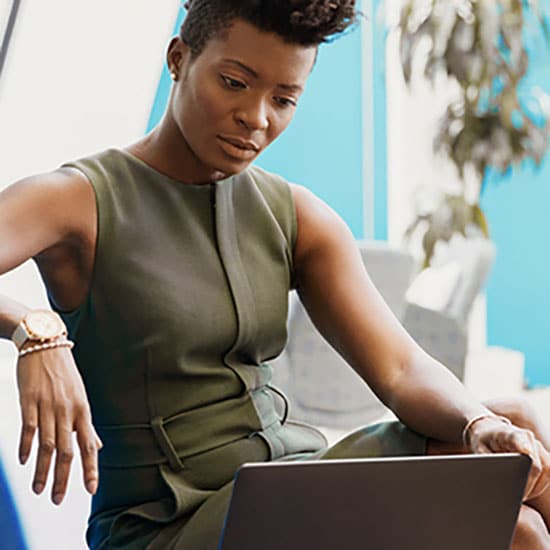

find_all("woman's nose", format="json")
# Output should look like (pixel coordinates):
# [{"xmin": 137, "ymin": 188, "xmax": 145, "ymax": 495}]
[{"xmin": 235, "ymin": 100, "xmax": 269, "ymax": 132}]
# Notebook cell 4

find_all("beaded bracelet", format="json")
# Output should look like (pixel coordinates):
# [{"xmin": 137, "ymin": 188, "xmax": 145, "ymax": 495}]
[
  {"xmin": 462, "ymin": 413, "xmax": 512, "ymax": 447},
  {"xmin": 19, "ymin": 339, "xmax": 75, "ymax": 358}
]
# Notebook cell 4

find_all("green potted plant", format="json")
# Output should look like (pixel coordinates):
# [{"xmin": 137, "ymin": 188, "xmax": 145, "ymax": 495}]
[{"xmin": 398, "ymin": 0, "xmax": 550, "ymax": 267}]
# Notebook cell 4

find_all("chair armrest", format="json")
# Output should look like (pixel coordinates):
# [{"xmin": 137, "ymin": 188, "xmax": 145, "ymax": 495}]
[
  {"xmin": 403, "ymin": 303, "xmax": 468, "ymax": 380},
  {"xmin": 272, "ymin": 295, "xmax": 390, "ymax": 428}
]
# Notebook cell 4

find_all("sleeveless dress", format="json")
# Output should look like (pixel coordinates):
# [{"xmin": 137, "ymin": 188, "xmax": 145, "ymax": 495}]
[{"xmin": 55, "ymin": 149, "xmax": 425, "ymax": 549}]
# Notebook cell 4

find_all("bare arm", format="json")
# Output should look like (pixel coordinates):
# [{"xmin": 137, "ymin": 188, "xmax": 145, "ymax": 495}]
[
  {"xmin": 0, "ymin": 295, "xmax": 30, "ymax": 339},
  {"xmin": 291, "ymin": 184, "xmax": 550, "ymax": 498},
  {"xmin": 290, "ymin": 184, "xmax": 490, "ymax": 442},
  {"xmin": 0, "ymin": 169, "xmax": 101, "ymax": 505}
]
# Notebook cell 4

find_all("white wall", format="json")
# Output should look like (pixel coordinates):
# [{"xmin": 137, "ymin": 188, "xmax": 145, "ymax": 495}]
[
  {"xmin": 385, "ymin": 2, "xmax": 463, "ymax": 247},
  {"xmin": 0, "ymin": 1, "xmax": 179, "ymax": 548},
  {"xmin": 384, "ymin": 2, "xmax": 493, "ymax": 355}
]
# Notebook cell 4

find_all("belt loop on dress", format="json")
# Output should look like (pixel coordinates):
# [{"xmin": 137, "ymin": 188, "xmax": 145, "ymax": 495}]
[
  {"xmin": 150, "ymin": 416, "xmax": 185, "ymax": 472},
  {"xmin": 267, "ymin": 384, "xmax": 289, "ymax": 424}
]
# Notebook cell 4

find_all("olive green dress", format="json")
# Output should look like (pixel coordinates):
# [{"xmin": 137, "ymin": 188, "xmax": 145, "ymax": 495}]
[{"xmin": 56, "ymin": 149, "xmax": 425, "ymax": 549}]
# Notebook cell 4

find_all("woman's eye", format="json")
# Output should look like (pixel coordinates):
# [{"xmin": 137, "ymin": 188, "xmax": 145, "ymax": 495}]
[
  {"xmin": 221, "ymin": 75, "xmax": 246, "ymax": 90},
  {"xmin": 274, "ymin": 97, "xmax": 297, "ymax": 108}
]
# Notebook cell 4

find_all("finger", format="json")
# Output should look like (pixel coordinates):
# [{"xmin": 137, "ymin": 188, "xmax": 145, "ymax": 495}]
[
  {"xmin": 524, "ymin": 465, "xmax": 545, "ymax": 501},
  {"xmin": 480, "ymin": 426, "xmax": 543, "ymax": 499},
  {"xmin": 527, "ymin": 441, "xmax": 550, "ymax": 500},
  {"xmin": 93, "ymin": 428, "xmax": 103, "ymax": 450},
  {"xmin": 471, "ymin": 440, "xmax": 492, "ymax": 454},
  {"xmin": 540, "ymin": 441, "xmax": 550, "ymax": 488},
  {"xmin": 75, "ymin": 415, "xmax": 99, "ymax": 495},
  {"xmin": 505, "ymin": 431, "xmax": 544, "ymax": 499},
  {"xmin": 33, "ymin": 401, "xmax": 56, "ymax": 495},
  {"xmin": 51, "ymin": 414, "xmax": 74, "ymax": 506},
  {"xmin": 468, "ymin": 427, "xmax": 492, "ymax": 453},
  {"xmin": 487, "ymin": 428, "xmax": 540, "ymax": 465},
  {"xmin": 19, "ymin": 400, "xmax": 38, "ymax": 465}
]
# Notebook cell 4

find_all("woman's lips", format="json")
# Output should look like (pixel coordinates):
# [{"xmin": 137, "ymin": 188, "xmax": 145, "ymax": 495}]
[{"xmin": 217, "ymin": 136, "xmax": 259, "ymax": 161}]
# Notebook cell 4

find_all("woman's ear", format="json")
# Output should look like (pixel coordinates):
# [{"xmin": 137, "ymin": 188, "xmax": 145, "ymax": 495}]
[{"xmin": 166, "ymin": 36, "xmax": 191, "ymax": 78}]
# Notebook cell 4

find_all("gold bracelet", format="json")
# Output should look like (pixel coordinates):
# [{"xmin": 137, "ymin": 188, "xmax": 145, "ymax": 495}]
[
  {"xmin": 18, "ymin": 339, "xmax": 75, "ymax": 358},
  {"xmin": 462, "ymin": 413, "xmax": 512, "ymax": 447}
]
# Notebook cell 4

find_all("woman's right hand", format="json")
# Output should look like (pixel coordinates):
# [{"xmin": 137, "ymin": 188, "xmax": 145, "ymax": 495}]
[
  {"xmin": 16, "ymin": 346, "xmax": 102, "ymax": 505},
  {"xmin": 0, "ymin": 168, "xmax": 101, "ymax": 505}
]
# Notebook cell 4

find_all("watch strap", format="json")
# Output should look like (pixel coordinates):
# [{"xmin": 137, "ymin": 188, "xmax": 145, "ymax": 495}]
[{"xmin": 12, "ymin": 323, "xmax": 30, "ymax": 350}]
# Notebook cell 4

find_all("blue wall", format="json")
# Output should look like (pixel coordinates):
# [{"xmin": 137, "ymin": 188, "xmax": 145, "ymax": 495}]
[
  {"xmin": 481, "ymin": 4, "xmax": 550, "ymax": 386},
  {"xmin": 258, "ymin": 28, "xmax": 364, "ymax": 237}
]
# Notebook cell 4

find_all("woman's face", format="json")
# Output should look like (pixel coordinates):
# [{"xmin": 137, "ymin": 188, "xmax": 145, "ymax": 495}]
[{"xmin": 167, "ymin": 19, "xmax": 317, "ymax": 177}]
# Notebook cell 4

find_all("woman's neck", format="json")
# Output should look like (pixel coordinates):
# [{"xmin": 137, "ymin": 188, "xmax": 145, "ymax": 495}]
[{"xmin": 127, "ymin": 120, "xmax": 227, "ymax": 186}]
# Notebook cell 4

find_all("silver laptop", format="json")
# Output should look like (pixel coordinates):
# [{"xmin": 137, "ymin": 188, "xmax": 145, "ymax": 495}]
[{"xmin": 219, "ymin": 453, "xmax": 530, "ymax": 550}]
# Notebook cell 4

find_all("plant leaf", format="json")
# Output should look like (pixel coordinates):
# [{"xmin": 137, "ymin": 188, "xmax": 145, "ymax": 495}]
[{"xmin": 472, "ymin": 204, "xmax": 490, "ymax": 238}]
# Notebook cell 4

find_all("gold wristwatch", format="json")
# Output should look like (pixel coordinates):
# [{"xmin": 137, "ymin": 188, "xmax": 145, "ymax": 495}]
[{"xmin": 11, "ymin": 310, "xmax": 67, "ymax": 351}]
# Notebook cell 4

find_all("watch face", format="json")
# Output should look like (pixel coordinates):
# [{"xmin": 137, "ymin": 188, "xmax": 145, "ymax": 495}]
[{"xmin": 25, "ymin": 311, "xmax": 65, "ymax": 339}]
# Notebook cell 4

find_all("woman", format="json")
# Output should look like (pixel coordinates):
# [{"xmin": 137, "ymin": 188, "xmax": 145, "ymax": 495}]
[{"xmin": 0, "ymin": 1, "xmax": 549, "ymax": 548}]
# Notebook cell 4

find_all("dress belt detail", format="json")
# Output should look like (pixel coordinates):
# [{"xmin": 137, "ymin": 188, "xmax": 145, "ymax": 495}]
[
  {"xmin": 150, "ymin": 416, "xmax": 185, "ymax": 472},
  {"xmin": 95, "ymin": 387, "xmax": 281, "ymax": 470}
]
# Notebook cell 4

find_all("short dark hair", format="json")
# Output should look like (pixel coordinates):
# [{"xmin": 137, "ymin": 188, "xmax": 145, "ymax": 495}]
[{"xmin": 180, "ymin": 0, "xmax": 358, "ymax": 56}]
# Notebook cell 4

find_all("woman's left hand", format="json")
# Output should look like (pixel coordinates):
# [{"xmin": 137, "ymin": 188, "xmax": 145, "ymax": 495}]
[{"xmin": 467, "ymin": 416, "xmax": 550, "ymax": 500}]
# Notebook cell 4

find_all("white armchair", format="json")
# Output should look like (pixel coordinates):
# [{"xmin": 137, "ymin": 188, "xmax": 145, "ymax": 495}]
[{"xmin": 403, "ymin": 237, "xmax": 497, "ymax": 380}]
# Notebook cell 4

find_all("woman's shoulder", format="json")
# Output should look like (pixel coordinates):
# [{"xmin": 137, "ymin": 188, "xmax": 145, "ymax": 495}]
[
  {"xmin": 242, "ymin": 164, "xmax": 297, "ymax": 234},
  {"xmin": 243, "ymin": 167, "xmax": 332, "ymax": 221},
  {"xmin": 59, "ymin": 148, "xmax": 126, "ymax": 182},
  {"xmin": 244, "ymin": 164, "xmax": 292, "ymax": 198},
  {"xmin": 0, "ymin": 165, "xmax": 96, "ymax": 275},
  {"xmin": 284, "ymin": 181, "xmax": 353, "ymax": 273},
  {"xmin": 1, "ymin": 164, "xmax": 95, "ymax": 232}
]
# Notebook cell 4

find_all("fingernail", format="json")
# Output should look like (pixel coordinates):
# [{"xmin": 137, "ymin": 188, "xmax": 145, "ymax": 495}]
[
  {"xmin": 53, "ymin": 493, "xmax": 63, "ymax": 505},
  {"xmin": 33, "ymin": 482, "xmax": 44, "ymax": 494},
  {"xmin": 86, "ymin": 480, "xmax": 98, "ymax": 494},
  {"xmin": 19, "ymin": 455, "xmax": 28, "ymax": 465}
]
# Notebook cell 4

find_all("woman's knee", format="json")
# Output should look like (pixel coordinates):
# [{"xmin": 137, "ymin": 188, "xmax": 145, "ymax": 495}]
[{"xmin": 511, "ymin": 505, "xmax": 550, "ymax": 550}]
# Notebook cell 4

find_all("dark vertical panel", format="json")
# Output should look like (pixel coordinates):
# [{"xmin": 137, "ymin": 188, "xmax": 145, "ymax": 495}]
[
  {"xmin": 0, "ymin": 458, "xmax": 28, "ymax": 549},
  {"xmin": 0, "ymin": 0, "xmax": 22, "ymax": 88}
]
